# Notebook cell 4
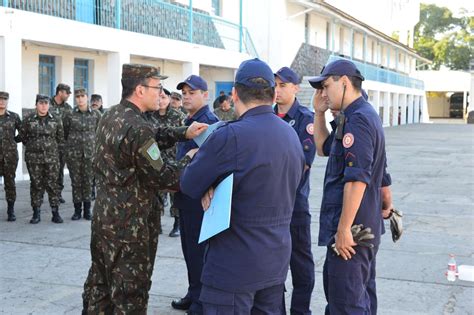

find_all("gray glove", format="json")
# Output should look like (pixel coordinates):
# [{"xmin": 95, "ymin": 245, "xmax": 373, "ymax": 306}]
[
  {"xmin": 330, "ymin": 224, "xmax": 375, "ymax": 256},
  {"xmin": 388, "ymin": 208, "xmax": 403, "ymax": 242}
]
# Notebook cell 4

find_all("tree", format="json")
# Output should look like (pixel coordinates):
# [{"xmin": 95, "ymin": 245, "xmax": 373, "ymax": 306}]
[{"xmin": 414, "ymin": 4, "xmax": 473, "ymax": 70}]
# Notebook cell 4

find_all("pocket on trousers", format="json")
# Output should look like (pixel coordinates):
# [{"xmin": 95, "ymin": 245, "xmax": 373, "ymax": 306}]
[
  {"xmin": 200, "ymin": 285, "xmax": 235, "ymax": 306},
  {"xmin": 327, "ymin": 256, "xmax": 365, "ymax": 306}
]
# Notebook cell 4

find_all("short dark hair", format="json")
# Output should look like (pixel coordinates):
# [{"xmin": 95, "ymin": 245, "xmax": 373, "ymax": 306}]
[
  {"xmin": 234, "ymin": 78, "xmax": 275, "ymax": 105},
  {"xmin": 217, "ymin": 95, "xmax": 228, "ymax": 105},
  {"xmin": 331, "ymin": 75, "xmax": 362, "ymax": 91},
  {"xmin": 121, "ymin": 78, "xmax": 149, "ymax": 99}
]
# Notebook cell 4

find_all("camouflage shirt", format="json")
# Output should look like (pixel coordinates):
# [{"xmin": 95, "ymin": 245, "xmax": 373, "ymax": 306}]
[
  {"xmin": 63, "ymin": 106, "xmax": 101, "ymax": 159},
  {"xmin": 92, "ymin": 99, "xmax": 190, "ymax": 242},
  {"xmin": 149, "ymin": 107, "xmax": 185, "ymax": 160},
  {"xmin": 214, "ymin": 107, "xmax": 237, "ymax": 121},
  {"xmin": 50, "ymin": 97, "xmax": 72, "ymax": 149},
  {"xmin": 0, "ymin": 110, "xmax": 21, "ymax": 159},
  {"xmin": 20, "ymin": 112, "xmax": 64, "ymax": 164}
]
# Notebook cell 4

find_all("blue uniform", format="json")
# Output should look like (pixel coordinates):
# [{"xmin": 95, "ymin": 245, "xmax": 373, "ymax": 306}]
[
  {"xmin": 180, "ymin": 105, "xmax": 305, "ymax": 313},
  {"xmin": 319, "ymin": 96, "xmax": 391, "ymax": 314},
  {"xmin": 274, "ymin": 99, "xmax": 316, "ymax": 315},
  {"xmin": 175, "ymin": 105, "xmax": 219, "ymax": 314}
]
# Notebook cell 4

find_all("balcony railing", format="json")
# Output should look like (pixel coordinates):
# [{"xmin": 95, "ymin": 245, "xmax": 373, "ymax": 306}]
[
  {"xmin": 328, "ymin": 55, "xmax": 424, "ymax": 90},
  {"xmin": 1, "ymin": 0, "xmax": 258, "ymax": 57}
]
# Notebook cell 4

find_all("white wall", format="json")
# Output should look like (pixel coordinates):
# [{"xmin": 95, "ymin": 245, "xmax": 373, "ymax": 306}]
[{"xmin": 200, "ymin": 66, "xmax": 235, "ymax": 101}]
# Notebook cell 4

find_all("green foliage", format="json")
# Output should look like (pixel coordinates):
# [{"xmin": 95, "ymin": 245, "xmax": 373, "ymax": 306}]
[{"xmin": 414, "ymin": 4, "xmax": 473, "ymax": 70}]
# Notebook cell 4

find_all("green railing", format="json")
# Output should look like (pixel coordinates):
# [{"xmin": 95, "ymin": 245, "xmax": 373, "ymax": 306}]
[
  {"xmin": 1, "ymin": 0, "xmax": 258, "ymax": 57},
  {"xmin": 328, "ymin": 55, "xmax": 424, "ymax": 90}
]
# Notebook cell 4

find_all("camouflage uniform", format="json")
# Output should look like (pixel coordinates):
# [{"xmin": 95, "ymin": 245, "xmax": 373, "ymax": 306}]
[
  {"xmin": 50, "ymin": 96, "xmax": 72, "ymax": 198},
  {"xmin": 0, "ymin": 101, "xmax": 22, "ymax": 221},
  {"xmin": 82, "ymin": 97, "xmax": 191, "ymax": 314},
  {"xmin": 63, "ymin": 106, "xmax": 101, "ymax": 204},
  {"xmin": 21, "ymin": 111, "xmax": 63, "ymax": 209},
  {"xmin": 214, "ymin": 107, "xmax": 237, "ymax": 121}
]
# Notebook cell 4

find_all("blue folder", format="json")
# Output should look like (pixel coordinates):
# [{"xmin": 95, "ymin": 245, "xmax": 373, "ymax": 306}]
[
  {"xmin": 193, "ymin": 121, "xmax": 225, "ymax": 147},
  {"xmin": 198, "ymin": 173, "xmax": 233, "ymax": 244}
]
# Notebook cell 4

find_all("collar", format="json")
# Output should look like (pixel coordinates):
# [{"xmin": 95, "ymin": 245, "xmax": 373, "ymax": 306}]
[
  {"xmin": 3, "ymin": 110, "xmax": 11, "ymax": 116},
  {"xmin": 188, "ymin": 105, "xmax": 210, "ymax": 121},
  {"xmin": 34, "ymin": 111, "xmax": 53, "ymax": 119},
  {"xmin": 122, "ymin": 99, "xmax": 142, "ymax": 115},
  {"xmin": 343, "ymin": 96, "xmax": 366, "ymax": 117},
  {"xmin": 274, "ymin": 98, "xmax": 300, "ymax": 119},
  {"xmin": 74, "ymin": 106, "xmax": 92, "ymax": 113},
  {"xmin": 240, "ymin": 104, "xmax": 273, "ymax": 119}
]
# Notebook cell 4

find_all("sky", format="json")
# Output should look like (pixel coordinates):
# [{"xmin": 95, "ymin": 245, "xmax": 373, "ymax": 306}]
[{"xmin": 421, "ymin": 0, "xmax": 473, "ymax": 16}]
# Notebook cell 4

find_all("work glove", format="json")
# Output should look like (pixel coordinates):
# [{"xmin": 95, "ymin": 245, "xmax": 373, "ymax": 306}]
[
  {"xmin": 387, "ymin": 208, "xmax": 403, "ymax": 242},
  {"xmin": 330, "ymin": 224, "xmax": 374, "ymax": 256}
]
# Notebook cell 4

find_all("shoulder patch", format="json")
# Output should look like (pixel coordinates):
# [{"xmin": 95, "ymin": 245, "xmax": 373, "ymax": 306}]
[
  {"xmin": 342, "ymin": 133, "xmax": 354, "ymax": 148},
  {"xmin": 306, "ymin": 123, "xmax": 314, "ymax": 135}
]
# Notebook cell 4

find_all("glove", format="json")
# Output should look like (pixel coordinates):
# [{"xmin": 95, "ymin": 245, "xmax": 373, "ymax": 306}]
[
  {"xmin": 388, "ymin": 208, "xmax": 403, "ymax": 242},
  {"xmin": 330, "ymin": 224, "xmax": 375, "ymax": 256}
]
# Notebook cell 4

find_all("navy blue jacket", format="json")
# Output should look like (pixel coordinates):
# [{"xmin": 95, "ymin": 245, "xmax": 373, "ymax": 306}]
[
  {"xmin": 175, "ymin": 105, "xmax": 219, "ymax": 210},
  {"xmin": 274, "ymin": 99, "xmax": 315, "ymax": 225},
  {"xmin": 319, "ymin": 96, "xmax": 391, "ymax": 246},
  {"xmin": 181, "ymin": 105, "xmax": 305, "ymax": 292}
]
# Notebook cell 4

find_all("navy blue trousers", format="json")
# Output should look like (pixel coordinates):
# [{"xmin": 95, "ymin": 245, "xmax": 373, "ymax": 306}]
[{"xmin": 323, "ymin": 245, "xmax": 378, "ymax": 315}]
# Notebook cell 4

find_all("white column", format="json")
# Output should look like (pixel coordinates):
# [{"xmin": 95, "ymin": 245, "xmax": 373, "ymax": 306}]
[
  {"xmin": 392, "ymin": 92, "xmax": 399, "ymax": 127},
  {"xmin": 373, "ymin": 90, "xmax": 380, "ymax": 116},
  {"xmin": 421, "ymin": 94, "xmax": 430, "ymax": 123},
  {"xmin": 463, "ymin": 90, "xmax": 468, "ymax": 119},
  {"xmin": 414, "ymin": 95, "xmax": 420, "ymax": 123},
  {"xmin": 0, "ymin": 34, "xmax": 24, "ymax": 180},
  {"xmin": 407, "ymin": 94, "xmax": 414, "ymax": 124},
  {"xmin": 400, "ymin": 94, "xmax": 407, "ymax": 125},
  {"xmin": 59, "ymin": 54, "xmax": 75, "ymax": 88},
  {"xmin": 383, "ymin": 91, "xmax": 390, "ymax": 127},
  {"xmin": 182, "ymin": 61, "xmax": 200, "ymax": 78},
  {"xmin": 107, "ymin": 51, "xmax": 130, "ymax": 106}
]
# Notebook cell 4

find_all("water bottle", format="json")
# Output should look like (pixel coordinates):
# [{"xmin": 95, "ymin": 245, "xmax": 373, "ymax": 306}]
[{"xmin": 447, "ymin": 254, "xmax": 457, "ymax": 282}]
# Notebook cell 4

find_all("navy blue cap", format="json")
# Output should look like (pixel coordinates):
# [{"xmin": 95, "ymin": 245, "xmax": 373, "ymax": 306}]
[
  {"xmin": 308, "ymin": 59, "xmax": 365, "ymax": 89},
  {"xmin": 235, "ymin": 58, "xmax": 275, "ymax": 89},
  {"xmin": 274, "ymin": 67, "xmax": 300, "ymax": 84},
  {"xmin": 177, "ymin": 75, "xmax": 208, "ymax": 91}
]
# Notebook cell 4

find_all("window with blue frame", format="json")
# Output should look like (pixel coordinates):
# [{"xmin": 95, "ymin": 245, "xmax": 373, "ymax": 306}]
[
  {"xmin": 74, "ymin": 59, "xmax": 89, "ymax": 93},
  {"xmin": 38, "ymin": 55, "xmax": 55, "ymax": 97}
]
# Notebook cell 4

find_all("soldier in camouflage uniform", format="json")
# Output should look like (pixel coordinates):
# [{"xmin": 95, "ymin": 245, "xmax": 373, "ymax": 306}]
[
  {"xmin": 50, "ymin": 83, "xmax": 73, "ymax": 203},
  {"xmin": 63, "ymin": 88, "xmax": 101, "ymax": 221},
  {"xmin": 170, "ymin": 91, "xmax": 187, "ymax": 115},
  {"xmin": 0, "ymin": 91, "xmax": 22, "ymax": 221},
  {"xmin": 89, "ymin": 94, "xmax": 104, "ymax": 201},
  {"xmin": 214, "ymin": 95, "xmax": 237, "ymax": 121},
  {"xmin": 81, "ymin": 63, "xmax": 207, "ymax": 315},
  {"xmin": 153, "ymin": 88, "xmax": 186, "ymax": 237},
  {"xmin": 21, "ymin": 94, "xmax": 64, "ymax": 224}
]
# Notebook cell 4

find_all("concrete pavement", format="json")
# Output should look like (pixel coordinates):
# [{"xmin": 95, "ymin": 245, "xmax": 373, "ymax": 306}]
[{"xmin": 0, "ymin": 122, "xmax": 473, "ymax": 314}]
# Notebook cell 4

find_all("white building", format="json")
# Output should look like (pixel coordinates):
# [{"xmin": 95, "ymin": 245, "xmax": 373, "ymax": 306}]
[{"xmin": 0, "ymin": 0, "xmax": 429, "ymax": 179}]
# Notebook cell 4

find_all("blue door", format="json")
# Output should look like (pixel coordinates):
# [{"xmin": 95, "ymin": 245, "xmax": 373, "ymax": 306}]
[
  {"xmin": 76, "ymin": 0, "xmax": 95, "ymax": 23},
  {"xmin": 215, "ymin": 81, "xmax": 234, "ymax": 98}
]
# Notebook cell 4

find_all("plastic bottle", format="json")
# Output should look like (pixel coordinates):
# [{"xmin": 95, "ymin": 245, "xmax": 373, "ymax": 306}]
[{"xmin": 447, "ymin": 254, "xmax": 457, "ymax": 282}]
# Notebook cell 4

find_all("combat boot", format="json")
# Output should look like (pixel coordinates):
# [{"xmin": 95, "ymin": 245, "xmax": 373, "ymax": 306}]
[
  {"xmin": 71, "ymin": 202, "xmax": 82, "ymax": 220},
  {"xmin": 51, "ymin": 207, "xmax": 63, "ymax": 223},
  {"xmin": 83, "ymin": 201, "xmax": 92, "ymax": 221},
  {"xmin": 30, "ymin": 207, "xmax": 41, "ymax": 224},
  {"xmin": 7, "ymin": 201, "xmax": 16, "ymax": 222},
  {"xmin": 169, "ymin": 217, "xmax": 180, "ymax": 237}
]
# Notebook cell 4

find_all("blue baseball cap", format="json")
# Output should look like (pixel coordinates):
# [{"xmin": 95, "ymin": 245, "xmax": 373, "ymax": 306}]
[
  {"xmin": 235, "ymin": 58, "xmax": 275, "ymax": 89},
  {"xmin": 274, "ymin": 67, "xmax": 300, "ymax": 84},
  {"xmin": 177, "ymin": 75, "xmax": 208, "ymax": 91},
  {"xmin": 308, "ymin": 59, "xmax": 365, "ymax": 89}
]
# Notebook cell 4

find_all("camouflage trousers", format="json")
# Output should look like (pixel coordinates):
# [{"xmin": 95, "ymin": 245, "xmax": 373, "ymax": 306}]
[
  {"xmin": 58, "ymin": 149, "xmax": 66, "ymax": 195},
  {"xmin": 0, "ymin": 155, "xmax": 18, "ymax": 202},
  {"xmin": 67, "ymin": 156, "xmax": 93, "ymax": 203},
  {"xmin": 26, "ymin": 161, "xmax": 59, "ymax": 208},
  {"xmin": 82, "ymin": 208, "xmax": 162, "ymax": 314},
  {"xmin": 158, "ymin": 191, "xmax": 179, "ymax": 217}
]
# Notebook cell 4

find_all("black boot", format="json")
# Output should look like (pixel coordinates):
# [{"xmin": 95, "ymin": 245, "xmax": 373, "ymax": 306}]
[
  {"xmin": 169, "ymin": 217, "xmax": 180, "ymax": 237},
  {"xmin": 51, "ymin": 207, "xmax": 63, "ymax": 223},
  {"xmin": 59, "ymin": 195, "xmax": 66, "ymax": 204},
  {"xmin": 7, "ymin": 201, "xmax": 16, "ymax": 222},
  {"xmin": 30, "ymin": 207, "xmax": 41, "ymax": 224},
  {"xmin": 71, "ymin": 202, "xmax": 82, "ymax": 220},
  {"xmin": 83, "ymin": 201, "xmax": 92, "ymax": 221}
]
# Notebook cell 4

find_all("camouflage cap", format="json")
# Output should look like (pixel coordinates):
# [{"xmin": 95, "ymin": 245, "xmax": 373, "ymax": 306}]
[
  {"xmin": 122, "ymin": 63, "xmax": 168, "ymax": 81},
  {"xmin": 57, "ymin": 83, "xmax": 72, "ymax": 94},
  {"xmin": 74, "ymin": 88, "xmax": 87, "ymax": 97},
  {"xmin": 170, "ymin": 92, "xmax": 182, "ymax": 100},
  {"xmin": 0, "ymin": 91, "xmax": 9, "ymax": 100},
  {"xmin": 163, "ymin": 88, "xmax": 171, "ymax": 96},
  {"xmin": 90, "ymin": 94, "xmax": 102, "ymax": 101},
  {"xmin": 36, "ymin": 94, "xmax": 50, "ymax": 103}
]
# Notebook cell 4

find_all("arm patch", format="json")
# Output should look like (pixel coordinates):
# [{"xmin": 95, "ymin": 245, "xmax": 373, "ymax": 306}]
[{"xmin": 139, "ymin": 138, "xmax": 164, "ymax": 171}]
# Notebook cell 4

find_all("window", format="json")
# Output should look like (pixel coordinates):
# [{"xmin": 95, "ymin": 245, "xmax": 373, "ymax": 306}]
[
  {"xmin": 74, "ymin": 59, "xmax": 89, "ymax": 92},
  {"xmin": 38, "ymin": 55, "xmax": 55, "ymax": 97}
]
